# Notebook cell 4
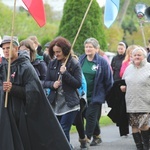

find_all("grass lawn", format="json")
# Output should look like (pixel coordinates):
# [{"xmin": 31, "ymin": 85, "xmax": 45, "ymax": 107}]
[{"xmin": 71, "ymin": 115, "xmax": 113, "ymax": 133}]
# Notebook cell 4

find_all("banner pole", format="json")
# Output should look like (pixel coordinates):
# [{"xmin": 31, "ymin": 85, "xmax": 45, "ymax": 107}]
[{"xmin": 5, "ymin": 0, "xmax": 17, "ymax": 108}]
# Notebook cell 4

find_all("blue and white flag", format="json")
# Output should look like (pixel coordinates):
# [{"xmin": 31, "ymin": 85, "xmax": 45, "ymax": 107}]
[{"xmin": 104, "ymin": 0, "xmax": 120, "ymax": 28}]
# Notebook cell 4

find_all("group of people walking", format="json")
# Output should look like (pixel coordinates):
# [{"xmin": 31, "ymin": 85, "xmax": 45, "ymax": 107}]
[{"xmin": 0, "ymin": 35, "xmax": 150, "ymax": 150}]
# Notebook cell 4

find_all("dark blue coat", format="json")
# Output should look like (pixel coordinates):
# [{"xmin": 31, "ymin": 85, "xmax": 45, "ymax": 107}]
[{"xmin": 79, "ymin": 53, "xmax": 113, "ymax": 104}]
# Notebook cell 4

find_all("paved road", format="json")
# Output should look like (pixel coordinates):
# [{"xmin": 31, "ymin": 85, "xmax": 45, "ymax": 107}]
[
  {"xmin": 70, "ymin": 104, "xmax": 136, "ymax": 150},
  {"xmin": 70, "ymin": 124, "xmax": 136, "ymax": 150}
]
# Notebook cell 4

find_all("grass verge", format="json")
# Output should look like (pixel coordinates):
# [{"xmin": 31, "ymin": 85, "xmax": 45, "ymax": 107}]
[{"xmin": 71, "ymin": 115, "xmax": 113, "ymax": 133}]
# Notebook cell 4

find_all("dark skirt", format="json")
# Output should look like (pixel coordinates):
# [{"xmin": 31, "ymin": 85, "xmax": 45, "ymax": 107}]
[{"xmin": 129, "ymin": 113, "xmax": 150, "ymax": 127}]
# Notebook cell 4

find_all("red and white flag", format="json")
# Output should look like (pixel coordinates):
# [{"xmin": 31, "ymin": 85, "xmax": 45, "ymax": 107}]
[{"xmin": 22, "ymin": 0, "xmax": 46, "ymax": 27}]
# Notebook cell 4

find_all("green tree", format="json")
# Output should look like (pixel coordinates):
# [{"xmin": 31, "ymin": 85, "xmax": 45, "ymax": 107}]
[
  {"xmin": 120, "ymin": 0, "xmax": 150, "ymax": 47},
  {"xmin": 0, "ymin": 1, "xmax": 59, "ymax": 48},
  {"xmin": 106, "ymin": 24, "xmax": 124, "ymax": 52},
  {"xmin": 121, "ymin": 19, "xmax": 137, "ymax": 41},
  {"xmin": 57, "ymin": 0, "xmax": 107, "ymax": 54},
  {"xmin": 117, "ymin": 0, "xmax": 130, "ymax": 26}
]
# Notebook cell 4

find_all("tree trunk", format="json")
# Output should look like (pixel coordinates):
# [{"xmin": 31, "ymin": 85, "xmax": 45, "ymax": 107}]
[{"xmin": 117, "ymin": 0, "xmax": 130, "ymax": 26}]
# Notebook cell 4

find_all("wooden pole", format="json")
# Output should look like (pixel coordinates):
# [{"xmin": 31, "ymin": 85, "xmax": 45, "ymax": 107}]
[
  {"xmin": 57, "ymin": 0, "xmax": 93, "ymax": 81},
  {"xmin": 5, "ymin": 0, "xmax": 17, "ymax": 108},
  {"xmin": 139, "ymin": 20, "xmax": 147, "ymax": 48}
]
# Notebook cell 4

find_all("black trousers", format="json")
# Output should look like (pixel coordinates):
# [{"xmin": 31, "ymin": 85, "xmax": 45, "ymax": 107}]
[
  {"xmin": 86, "ymin": 103, "xmax": 102, "ymax": 139},
  {"xmin": 74, "ymin": 103, "xmax": 102, "ymax": 140},
  {"xmin": 74, "ymin": 109, "xmax": 86, "ymax": 139}
]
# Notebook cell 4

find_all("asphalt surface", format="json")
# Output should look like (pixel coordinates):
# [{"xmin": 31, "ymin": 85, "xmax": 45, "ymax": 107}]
[
  {"xmin": 70, "ymin": 104, "xmax": 136, "ymax": 150},
  {"xmin": 70, "ymin": 124, "xmax": 135, "ymax": 150}
]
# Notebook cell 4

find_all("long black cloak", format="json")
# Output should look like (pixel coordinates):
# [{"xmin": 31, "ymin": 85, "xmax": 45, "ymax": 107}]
[{"xmin": 0, "ymin": 54, "xmax": 71, "ymax": 150}]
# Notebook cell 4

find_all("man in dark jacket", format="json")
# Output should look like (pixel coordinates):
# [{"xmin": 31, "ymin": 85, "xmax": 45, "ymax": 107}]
[{"xmin": 0, "ymin": 35, "xmax": 71, "ymax": 150}]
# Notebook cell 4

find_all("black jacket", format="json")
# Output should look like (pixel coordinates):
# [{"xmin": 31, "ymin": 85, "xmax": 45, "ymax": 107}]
[
  {"xmin": 44, "ymin": 56, "xmax": 82, "ymax": 107},
  {"xmin": 0, "ymin": 52, "xmax": 71, "ymax": 150},
  {"xmin": 111, "ymin": 54, "xmax": 125, "ymax": 81},
  {"xmin": 32, "ymin": 59, "xmax": 47, "ymax": 86},
  {"xmin": 43, "ymin": 53, "xmax": 51, "ymax": 66},
  {"xmin": 147, "ymin": 53, "xmax": 150, "ymax": 62}
]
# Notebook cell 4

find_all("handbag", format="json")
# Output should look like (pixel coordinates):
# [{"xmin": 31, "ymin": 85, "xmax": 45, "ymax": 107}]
[{"xmin": 76, "ymin": 90, "xmax": 87, "ymax": 113}]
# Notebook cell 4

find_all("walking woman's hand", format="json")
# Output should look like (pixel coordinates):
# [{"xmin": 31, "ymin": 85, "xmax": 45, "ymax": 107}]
[
  {"xmin": 120, "ymin": 85, "xmax": 126, "ymax": 92},
  {"xmin": 53, "ymin": 80, "xmax": 61, "ymax": 89}
]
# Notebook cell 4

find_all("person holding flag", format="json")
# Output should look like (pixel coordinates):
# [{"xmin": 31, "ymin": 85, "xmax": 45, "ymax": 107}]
[
  {"xmin": 0, "ymin": 35, "xmax": 71, "ymax": 150},
  {"xmin": 43, "ymin": 36, "xmax": 82, "ymax": 147}
]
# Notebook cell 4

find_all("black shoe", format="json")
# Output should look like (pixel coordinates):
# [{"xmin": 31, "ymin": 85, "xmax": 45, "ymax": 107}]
[
  {"xmin": 90, "ymin": 135, "xmax": 102, "ymax": 146},
  {"xmin": 79, "ymin": 138, "xmax": 90, "ymax": 149}
]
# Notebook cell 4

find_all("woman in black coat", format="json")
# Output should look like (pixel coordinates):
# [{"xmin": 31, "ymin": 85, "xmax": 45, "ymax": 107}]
[
  {"xmin": 111, "ymin": 41, "xmax": 127, "ymax": 81},
  {"xmin": 44, "ymin": 36, "xmax": 82, "ymax": 144}
]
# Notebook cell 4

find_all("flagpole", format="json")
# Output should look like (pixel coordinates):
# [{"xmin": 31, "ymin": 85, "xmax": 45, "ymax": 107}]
[
  {"xmin": 139, "ymin": 20, "xmax": 147, "ymax": 48},
  {"xmin": 63, "ymin": 0, "xmax": 93, "ymax": 66},
  {"xmin": 5, "ymin": 0, "xmax": 17, "ymax": 108}
]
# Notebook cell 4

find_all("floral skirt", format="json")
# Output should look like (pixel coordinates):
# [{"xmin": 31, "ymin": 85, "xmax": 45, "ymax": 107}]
[{"xmin": 129, "ymin": 113, "xmax": 150, "ymax": 127}]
